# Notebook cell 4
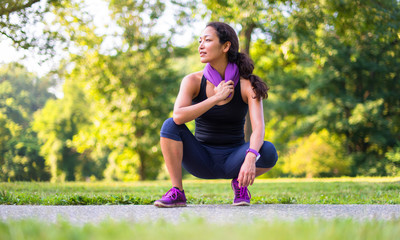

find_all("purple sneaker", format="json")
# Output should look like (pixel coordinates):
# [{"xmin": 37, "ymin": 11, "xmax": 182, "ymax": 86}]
[
  {"xmin": 154, "ymin": 187, "xmax": 187, "ymax": 208},
  {"xmin": 231, "ymin": 178, "xmax": 251, "ymax": 206}
]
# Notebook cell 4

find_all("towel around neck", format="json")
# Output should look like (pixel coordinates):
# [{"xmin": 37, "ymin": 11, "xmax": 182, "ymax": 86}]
[{"xmin": 203, "ymin": 62, "xmax": 240, "ymax": 88}]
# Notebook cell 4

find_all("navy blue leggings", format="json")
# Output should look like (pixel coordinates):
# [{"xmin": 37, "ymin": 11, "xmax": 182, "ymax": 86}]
[{"xmin": 160, "ymin": 118, "xmax": 278, "ymax": 179}]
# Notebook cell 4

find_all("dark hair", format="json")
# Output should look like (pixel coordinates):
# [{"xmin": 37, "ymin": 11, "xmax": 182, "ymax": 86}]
[{"xmin": 206, "ymin": 22, "xmax": 269, "ymax": 99}]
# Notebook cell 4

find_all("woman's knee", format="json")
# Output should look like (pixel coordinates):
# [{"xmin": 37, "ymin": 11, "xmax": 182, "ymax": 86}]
[
  {"xmin": 161, "ymin": 117, "xmax": 175, "ymax": 128},
  {"xmin": 259, "ymin": 141, "xmax": 278, "ymax": 166},
  {"xmin": 160, "ymin": 118, "xmax": 184, "ymax": 141},
  {"xmin": 161, "ymin": 117, "xmax": 182, "ymax": 131}
]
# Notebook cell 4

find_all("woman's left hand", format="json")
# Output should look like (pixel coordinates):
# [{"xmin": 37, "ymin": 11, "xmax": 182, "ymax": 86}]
[{"xmin": 238, "ymin": 154, "xmax": 256, "ymax": 188}]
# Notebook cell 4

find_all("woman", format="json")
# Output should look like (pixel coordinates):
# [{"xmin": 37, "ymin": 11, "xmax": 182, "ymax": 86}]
[{"xmin": 154, "ymin": 22, "xmax": 278, "ymax": 207}]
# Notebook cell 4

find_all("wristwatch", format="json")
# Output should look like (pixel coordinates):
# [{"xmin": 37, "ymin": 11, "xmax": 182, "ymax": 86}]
[{"xmin": 246, "ymin": 148, "xmax": 261, "ymax": 161}]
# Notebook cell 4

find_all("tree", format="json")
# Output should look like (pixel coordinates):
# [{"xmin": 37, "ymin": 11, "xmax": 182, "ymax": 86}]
[
  {"xmin": 294, "ymin": 0, "xmax": 400, "ymax": 175},
  {"xmin": 32, "ymin": 80, "xmax": 93, "ymax": 181},
  {"xmin": 32, "ymin": 0, "xmax": 182, "ymax": 181},
  {"xmin": 71, "ymin": 0, "xmax": 180, "ymax": 180},
  {"xmin": 0, "ymin": 0, "xmax": 64, "ymax": 55},
  {"xmin": 0, "ymin": 63, "xmax": 53, "ymax": 181},
  {"xmin": 28, "ymin": 0, "xmax": 107, "ymax": 181},
  {"xmin": 253, "ymin": 0, "xmax": 400, "ymax": 176}
]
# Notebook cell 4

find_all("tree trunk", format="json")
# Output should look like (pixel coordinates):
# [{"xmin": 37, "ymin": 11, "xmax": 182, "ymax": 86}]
[
  {"xmin": 240, "ymin": 22, "xmax": 255, "ymax": 142},
  {"xmin": 138, "ymin": 151, "xmax": 146, "ymax": 180}
]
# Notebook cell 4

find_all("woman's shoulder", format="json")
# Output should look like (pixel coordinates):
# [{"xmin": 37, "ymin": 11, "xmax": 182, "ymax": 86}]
[
  {"xmin": 181, "ymin": 71, "xmax": 203, "ymax": 89},
  {"xmin": 179, "ymin": 71, "xmax": 203, "ymax": 98},
  {"xmin": 240, "ymin": 77, "xmax": 255, "ymax": 103},
  {"xmin": 183, "ymin": 71, "xmax": 203, "ymax": 83},
  {"xmin": 240, "ymin": 77, "xmax": 252, "ymax": 92}
]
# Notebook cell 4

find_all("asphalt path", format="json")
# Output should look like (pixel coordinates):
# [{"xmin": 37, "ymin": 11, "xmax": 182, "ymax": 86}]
[{"xmin": 1, "ymin": 204, "xmax": 400, "ymax": 225}]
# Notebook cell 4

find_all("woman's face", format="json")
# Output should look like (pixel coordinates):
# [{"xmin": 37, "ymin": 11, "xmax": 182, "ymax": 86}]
[{"xmin": 198, "ymin": 26, "xmax": 227, "ymax": 64}]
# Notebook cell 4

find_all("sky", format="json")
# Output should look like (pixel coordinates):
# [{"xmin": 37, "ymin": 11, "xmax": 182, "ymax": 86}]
[{"xmin": 0, "ymin": 0, "xmax": 206, "ymax": 78}]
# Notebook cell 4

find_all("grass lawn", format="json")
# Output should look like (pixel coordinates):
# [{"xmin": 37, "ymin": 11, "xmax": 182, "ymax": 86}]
[
  {"xmin": 1, "ymin": 177, "xmax": 399, "ymax": 205},
  {"xmin": 1, "ymin": 218, "xmax": 400, "ymax": 240}
]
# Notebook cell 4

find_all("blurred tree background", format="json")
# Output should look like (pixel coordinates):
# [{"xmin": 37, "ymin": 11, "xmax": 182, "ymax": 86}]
[{"xmin": 0, "ymin": 0, "xmax": 399, "ymax": 181}]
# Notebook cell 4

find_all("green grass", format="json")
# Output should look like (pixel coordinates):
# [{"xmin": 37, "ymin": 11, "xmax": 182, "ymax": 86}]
[
  {"xmin": 1, "ymin": 218, "xmax": 400, "ymax": 240},
  {"xmin": 1, "ymin": 177, "xmax": 400, "ymax": 205}
]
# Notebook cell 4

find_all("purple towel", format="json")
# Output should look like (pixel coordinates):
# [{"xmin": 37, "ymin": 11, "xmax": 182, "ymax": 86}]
[{"xmin": 203, "ymin": 62, "xmax": 240, "ymax": 88}]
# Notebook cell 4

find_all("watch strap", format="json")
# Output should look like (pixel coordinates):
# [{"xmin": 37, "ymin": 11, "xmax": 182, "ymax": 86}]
[{"xmin": 246, "ymin": 148, "xmax": 261, "ymax": 161}]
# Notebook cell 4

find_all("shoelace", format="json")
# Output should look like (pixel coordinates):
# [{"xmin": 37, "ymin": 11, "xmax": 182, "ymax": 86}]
[
  {"xmin": 235, "ymin": 186, "xmax": 251, "ymax": 199},
  {"xmin": 163, "ymin": 188, "xmax": 179, "ymax": 200}
]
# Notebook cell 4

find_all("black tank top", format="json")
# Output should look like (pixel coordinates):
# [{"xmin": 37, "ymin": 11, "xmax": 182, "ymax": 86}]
[{"xmin": 192, "ymin": 75, "xmax": 248, "ymax": 146}]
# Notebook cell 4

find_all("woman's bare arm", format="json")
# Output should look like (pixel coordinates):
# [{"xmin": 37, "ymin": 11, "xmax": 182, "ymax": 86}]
[
  {"xmin": 172, "ymin": 73, "xmax": 234, "ymax": 125},
  {"xmin": 237, "ymin": 79, "xmax": 265, "ymax": 187}
]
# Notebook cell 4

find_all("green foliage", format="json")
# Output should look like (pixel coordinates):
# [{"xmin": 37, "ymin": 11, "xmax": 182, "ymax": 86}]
[
  {"xmin": 384, "ymin": 142, "xmax": 400, "ymax": 175},
  {"xmin": 31, "ymin": 0, "xmax": 182, "ymax": 181},
  {"xmin": 0, "ymin": 0, "xmax": 64, "ymax": 56},
  {"xmin": 282, "ymin": 129, "xmax": 351, "ymax": 178},
  {"xmin": 254, "ymin": 0, "xmax": 400, "ymax": 176},
  {"xmin": 90, "ymin": 2, "xmax": 180, "ymax": 180},
  {"xmin": 386, "ymin": 144, "xmax": 400, "ymax": 164},
  {"xmin": 3, "ymin": 0, "xmax": 400, "ymax": 181},
  {"xmin": 0, "ymin": 63, "xmax": 53, "ymax": 181},
  {"xmin": 32, "ymin": 88, "xmax": 94, "ymax": 181},
  {"xmin": 2, "ymin": 131, "xmax": 49, "ymax": 181}
]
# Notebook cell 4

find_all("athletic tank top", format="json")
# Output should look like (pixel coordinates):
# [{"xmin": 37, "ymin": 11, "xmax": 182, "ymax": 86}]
[{"xmin": 192, "ymin": 75, "xmax": 248, "ymax": 146}]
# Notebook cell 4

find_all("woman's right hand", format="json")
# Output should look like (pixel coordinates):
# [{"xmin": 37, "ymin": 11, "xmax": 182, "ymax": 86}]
[{"xmin": 214, "ymin": 80, "xmax": 234, "ymax": 102}]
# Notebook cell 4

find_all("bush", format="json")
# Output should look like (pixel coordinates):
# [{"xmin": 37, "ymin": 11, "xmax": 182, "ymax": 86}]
[
  {"xmin": 385, "ymin": 143, "xmax": 400, "ymax": 176},
  {"xmin": 282, "ymin": 129, "xmax": 351, "ymax": 178}
]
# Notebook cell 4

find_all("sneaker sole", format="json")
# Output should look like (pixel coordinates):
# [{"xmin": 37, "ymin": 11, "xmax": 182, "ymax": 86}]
[
  {"xmin": 232, "ymin": 201, "xmax": 251, "ymax": 206},
  {"xmin": 154, "ymin": 201, "xmax": 187, "ymax": 208}
]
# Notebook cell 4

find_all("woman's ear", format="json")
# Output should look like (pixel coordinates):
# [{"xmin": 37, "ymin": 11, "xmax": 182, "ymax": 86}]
[{"xmin": 223, "ymin": 41, "xmax": 231, "ymax": 53}]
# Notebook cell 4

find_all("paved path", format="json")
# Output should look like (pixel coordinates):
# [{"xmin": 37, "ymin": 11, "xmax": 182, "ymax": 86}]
[{"xmin": 1, "ymin": 205, "xmax": 400, "ymax": 225}]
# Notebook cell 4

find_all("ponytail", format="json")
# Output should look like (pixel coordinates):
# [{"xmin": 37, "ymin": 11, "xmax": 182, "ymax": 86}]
[{"xmin": 235, "ymin": 52, "xmax": 269, "ymax": 99}]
